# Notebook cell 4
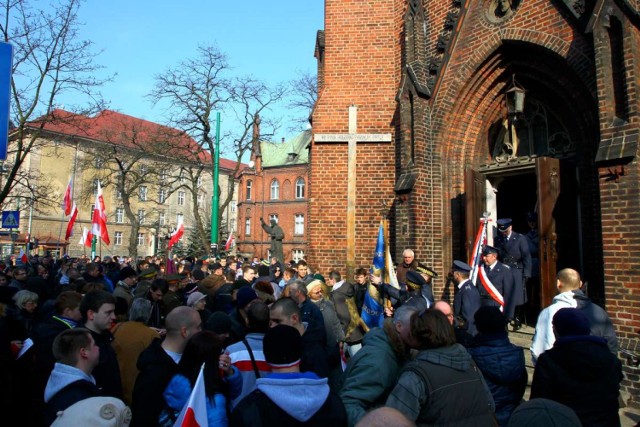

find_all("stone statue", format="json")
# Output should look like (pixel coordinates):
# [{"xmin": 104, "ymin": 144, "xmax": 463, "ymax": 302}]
[{"xmin": 260, "ymin": 217, "xmax": 285, "ymax": 263}]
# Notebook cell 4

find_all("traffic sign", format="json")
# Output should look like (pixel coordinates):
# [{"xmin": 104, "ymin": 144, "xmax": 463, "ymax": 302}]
[
  {"xmin": 0, "ymin": 41, "xmax": 13, "ymax": 161},
  {"xmin": 2, "ymin": 210, "xmax": 19, "ymax": 228}
]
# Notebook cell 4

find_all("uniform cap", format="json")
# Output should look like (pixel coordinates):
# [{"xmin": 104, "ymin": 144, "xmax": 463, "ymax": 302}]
[
  {"xmin": 482, "ymin": 245, "xmax": 499, "ymax": 256},
  {"xmin": 452, "ymin": 260, "xmax": 472, "ymax": 273},
  {"xmin": 497, "ymin": 218, "xmax": 513, "ymax": 231},
  {"xmin": 406, "ymin": 270, "xmax": 428, "ymax": 290},
  {"xmin": 416, "ymin": 263, "xmax": 438, "ymax": 277}
]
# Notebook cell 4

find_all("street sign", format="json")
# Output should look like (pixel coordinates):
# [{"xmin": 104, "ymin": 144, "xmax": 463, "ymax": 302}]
[
  {"xmin": 2, "ymin": 210, "xmax": 19, "ymax": 228},
  {"xmin": 0, "ymin": 42, "xmax": 13, "ymax": 161}
]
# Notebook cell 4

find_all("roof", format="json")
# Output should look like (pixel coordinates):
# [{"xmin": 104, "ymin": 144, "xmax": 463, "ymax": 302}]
[
  {"xmin": 23, "ymin": 109, "xmax": 243, "ymax": 172},
  {"xmin": 260, "ymin": 130, "xmax": 311, "ymax": 167}
]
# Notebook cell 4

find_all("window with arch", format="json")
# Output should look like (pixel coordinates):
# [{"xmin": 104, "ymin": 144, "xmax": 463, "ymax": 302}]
[
  {"xmin": 270, "ymin": 179, "xmax": 280, "ymax": 200},
  {"xmin": 246, "ymin": 180, "xmax": 252, "ymax": 200},
  {"xmin": 295, "ymin": 178, "xmax": 305, "ymax": 199},
  {"xmin": 245, "ymin": 217, "xmax": 251, "ymax": 236}
]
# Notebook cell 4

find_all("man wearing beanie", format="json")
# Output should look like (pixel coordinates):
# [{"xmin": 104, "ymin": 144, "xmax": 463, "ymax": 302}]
[
  {"xmin": 230, "ymin": 324, "xmax": 347, "ymax": 426},
  {"xmin": 113, "ymin": 266, "xmax": 138, "ymax": 309},
  {"xmin": 530, "ymin": 307, "xmax": 623, "ymax": 427}
]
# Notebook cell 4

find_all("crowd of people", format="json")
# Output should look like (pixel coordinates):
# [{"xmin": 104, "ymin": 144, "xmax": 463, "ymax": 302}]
[{"xmin": 0, "ymin": 243, "xmax": 625, "ymax": 426}]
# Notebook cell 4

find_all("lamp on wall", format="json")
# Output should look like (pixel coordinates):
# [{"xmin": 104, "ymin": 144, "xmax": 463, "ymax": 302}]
[{"xmin": 505, "ymin": 75, "xmax": 526, "ymax": 119}]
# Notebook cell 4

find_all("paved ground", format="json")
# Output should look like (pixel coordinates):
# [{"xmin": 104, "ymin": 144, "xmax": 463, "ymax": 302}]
[{"xmin": 508, "ymin": 325, "xmax": 640, "ymax": 426}]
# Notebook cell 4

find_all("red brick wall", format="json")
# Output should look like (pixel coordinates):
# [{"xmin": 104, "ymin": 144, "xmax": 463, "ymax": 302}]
[{"xmin": 310, "ymin": 0, "xmax": 405, "ymax": 275}]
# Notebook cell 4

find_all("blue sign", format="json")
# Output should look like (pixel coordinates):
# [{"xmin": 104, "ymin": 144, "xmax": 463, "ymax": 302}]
[
  {"xmin": 2, "ymin": 210, "xmax": 19, "ymax": 228},
  {"xmin": 0, "ymin": 42, "xmax": 13, "ymax": 161}
]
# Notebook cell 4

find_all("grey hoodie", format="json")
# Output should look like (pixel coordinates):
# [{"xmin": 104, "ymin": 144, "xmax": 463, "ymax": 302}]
[
  {"xmin": 44, "ymin": 362, "xmax": 96, "ymax": 403},
  {"xmin": 255, "ymin": 374, "xmax": 330, "ymax": 422}
]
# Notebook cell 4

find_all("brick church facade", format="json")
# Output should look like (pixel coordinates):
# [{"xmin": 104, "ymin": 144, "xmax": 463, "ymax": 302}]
[{"xmin": 310, "ymin": 0, "xmax": 640, "ymax": 406}]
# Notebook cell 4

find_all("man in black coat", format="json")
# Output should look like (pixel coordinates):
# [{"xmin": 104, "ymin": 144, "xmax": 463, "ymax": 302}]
[
  {"xmin": 130, "ymin": 306, "xmax": 202, "ymax": 427},
  {"xmin": 43, "ymin": 328, "xmax": 100, "ymax": 426},
  {"xmin": 531, "ymin": 307, "xmax": 623, "ymax": 427},
  {"xmin": 495, "ymin": 218, "xmax": 531, "ymax": 329},
  {"xmin": 451, "ymin": 260, "xmax": 482, "ymax": 345},
  {"xmin": 480, "ymin": 245, "xmax": 514, "ymax": 313}
]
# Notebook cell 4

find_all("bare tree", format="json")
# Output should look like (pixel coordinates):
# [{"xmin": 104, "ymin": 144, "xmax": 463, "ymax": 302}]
[
  {"xmin": 288, "ymin": 70, "xmax": 317, "ymax": 115},
  {"xmin": 149, "ymin": 44, "xmax": 287, "ymax": 254},
  {"xmin": 1, "ymin": 0, "xmax": 107, "ymax": 206}
]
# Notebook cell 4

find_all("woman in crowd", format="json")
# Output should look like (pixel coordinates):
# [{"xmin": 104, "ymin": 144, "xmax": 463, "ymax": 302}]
[
  {"xmin": 386, "ymin": 309, "xmax": 495, "ymax": 425},
  {"xmin": 162, "ymin": 330, "xmax": 242, "ymax": 426}
]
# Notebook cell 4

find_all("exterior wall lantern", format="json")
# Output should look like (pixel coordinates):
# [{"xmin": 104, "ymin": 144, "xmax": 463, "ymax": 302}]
[{"xmin": 505, "ymin": 75, "xmax": 526, "ymax": 119}]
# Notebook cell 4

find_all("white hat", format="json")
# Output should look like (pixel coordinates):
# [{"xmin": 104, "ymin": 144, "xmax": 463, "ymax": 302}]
[{"xmin": 51, "ymin": 397, "xmax": 131, "ymax": 427}]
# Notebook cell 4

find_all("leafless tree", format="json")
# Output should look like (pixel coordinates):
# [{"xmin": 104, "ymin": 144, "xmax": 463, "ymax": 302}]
[
  {"xmin": 149, "ymin": 44, "xmax": 287, "ymax": 255},
  {"xmin": 1, "ymin": 0, "xmax": 107, "ymax": 206}
]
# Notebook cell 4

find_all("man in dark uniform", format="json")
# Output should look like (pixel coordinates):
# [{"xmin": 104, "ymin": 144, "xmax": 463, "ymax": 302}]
[
  {"xmin": 379, "ymin": 267, "xmax": 435, "ymax": 312},
  {"xmin": 451, "ymin": 260, "xmax": 481, "ymax": 346},
  {"xmin": 495, "ymin": 218, "xmax": 531, "ymax": 330},
  {"xmin": 480, "ymin": 245, "xmax": 514, "ymax": 316}
]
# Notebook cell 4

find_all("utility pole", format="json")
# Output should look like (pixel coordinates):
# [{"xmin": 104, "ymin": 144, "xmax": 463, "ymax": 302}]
[{"xmin": 210, "ymin": 112, "xmax": 221, "ymax": 258}]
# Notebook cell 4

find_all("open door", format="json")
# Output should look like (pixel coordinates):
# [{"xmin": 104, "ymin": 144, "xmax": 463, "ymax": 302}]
[
  {"xmin": 465, "ymin": 168, "xmax": 487, "ymax": 261},
  {"xmin": 536, "ymin": 157, "xmax": 560, "ymax": 308}
]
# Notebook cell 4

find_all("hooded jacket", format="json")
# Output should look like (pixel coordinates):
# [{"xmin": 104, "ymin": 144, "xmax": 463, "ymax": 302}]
[
  {"xmin": 530, "ymin": 289, "xmax": 618, "ymax": 364},
  {"xmin": 467, "ymin": 333, "xmax": 527, "ymax": 426},
  {"xmin": 386, "ymin": 344, "xmax": 495, "ymax": 426},
  {"xmin": 230, "ymin": 372, "xmax": 347, "ymax": 427},
  {"xmin": 44, "ymin": 363, "xmax": 99, "ymax": 426}
]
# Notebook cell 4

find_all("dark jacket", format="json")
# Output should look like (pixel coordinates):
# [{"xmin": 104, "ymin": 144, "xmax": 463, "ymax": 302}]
[
  {"xmin": 88, "ymin": 327, "xmax": 122, "ymax": 399},
  {"xmin": 301, "ymin": 320, "xmax": 330, "ymax": 379},
  {"xmin": 453, "ymin": 279, "xmax": 482, "ymax": 343},
  {"xmin": 331, "ymin": 283, "xmax": 363, "ymax": 343},
  {"xmin": 230, "ymin": 372, "xmax": 347, "ymax": 427},
  {"xmin": 530, "ymin": 335, "xmax": 623, "ymax": 427},
  {"xmin": 481, "ymin": 262, "xmax": 513, "ymax": 312},
  {"xmin": 130, "ymin": 338, "xmax": 179, "ymax": 427},
  {"xmin": 467, "ymin": 333, "xmax": 527, "ymax": 426},
  {"xmin": 573, "ymin": 290, "xmax": 618, "ymax": 355},
  {"xmin": 386, "ymin": 344, "xmax": 495, "ymax": 426},
  {"xmin": 44, "ymin": 363, "xmax": 100, "ymax": 426}
]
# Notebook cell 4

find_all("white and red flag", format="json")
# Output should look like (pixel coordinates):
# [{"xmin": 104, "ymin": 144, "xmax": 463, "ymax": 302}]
[
  {"xmin": 469, "ymin": 215, "xmax": 504, "ymax": 310},
  {"xmin": 224, "ymin": 231, "xmax": 234, "ymax": 251},
  {"xmin": 91, "ymin": 181, "xmax": 110, "ymax": 245},
  {"xmin": 173, "ymin": 363, "xmax": 207, "ymax": 427},
  {"xmin": 79, "ymin": 227, "xmax": 93, "ymax": 248},
  {"xmin": 168, "ymin": 217, "xmax": 184, "ymax": 249},
  {"xmin": 62, "ymin": 177, "xmax": 73, "ymax": 216},
  {"xmin": 18, "ymin": 248, "xmax": 28, "ymax": 265},
  {"xmin": 64, "ymin": 202, "xmax": 78, "ymax": 240}
]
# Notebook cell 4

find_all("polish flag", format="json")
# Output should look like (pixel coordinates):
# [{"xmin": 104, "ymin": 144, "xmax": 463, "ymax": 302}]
[
  {"xmin": 79, "ymin": 227, "xmax": 93, "ymax": 248},
  {"xmin": 224, "ymin": 232, "xmax": 234, "ymax": 251},
  {"xmin": 64, "ymin": 203, "xmax": 78, "ymax": 240},
  {"xmin": 168, "ymin": 218, "xmax": 184, "ymax": 249},
  {"xmin": 18, "ymin": 249, "xmax": 28, "ymax": 265},
  {"xmin": 62, "ymin": 177, "xmax": 73, "ymax": 216},
  {"xmin": 173, "ymin": 364, "xmax": 207, "ymax": 427},
  {"xmin": 92, "ymin": 181, "xmax": 110, "ymax": 245}
]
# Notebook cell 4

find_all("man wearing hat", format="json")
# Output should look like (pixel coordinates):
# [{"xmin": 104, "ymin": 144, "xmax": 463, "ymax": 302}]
[
  {"xmin": 480, "ymin": 245, "xmax": 514, "ymax": 314},
  {"xmin": 161, "ymin": 274, "xmax": 184, "ymax": 317},
  {"xmin": 133, "ymin": 268, "xmax": 157, "ymax": 299},
  {"xmin": 376, "ymin": 265, "xmax": 436, "ymax": 313},
  {"xmin": 230, "ymin": 324, "xmax": 347, "ymax": 426},
  {"xmin": 113, "ymin": 267, "xmax": 137, "ymax": 309},
  {"xmin": 451, "ymin": 260, "xmax": 482, "ymax": 344},
  {"xmin": 495, "ymin": 218, "xmax": 531, "ymax": 330}
]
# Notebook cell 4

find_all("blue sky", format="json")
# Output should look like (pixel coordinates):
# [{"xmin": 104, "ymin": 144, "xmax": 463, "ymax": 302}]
[{"xmin": 68, "ymin": 0, "xmax": 324, "ymax": 140}]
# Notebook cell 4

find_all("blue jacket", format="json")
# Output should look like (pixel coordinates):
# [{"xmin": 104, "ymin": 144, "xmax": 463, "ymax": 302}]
[
  {"xmin": 467, "ymin": 333, "xmax": 527, "ymax": 426},
  {"xmin": 164, "ymin": 368, "xmax": 242, "ymax": 427}
]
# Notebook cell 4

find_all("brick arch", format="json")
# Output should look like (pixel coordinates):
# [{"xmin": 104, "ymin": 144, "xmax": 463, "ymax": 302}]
[
  {"xmin": 432, "ymin": 40, "xmax": 599, "ymax": 266},
  {"xmin": 282, "ymin": 179, "xmax": 292, "ymax": 199}
]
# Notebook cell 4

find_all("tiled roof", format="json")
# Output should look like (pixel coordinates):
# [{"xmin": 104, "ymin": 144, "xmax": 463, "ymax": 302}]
[
  {"xmin": 24, "ymin": 109, "xmax": 243, "ymax": 172},
  {"xmin": 261, "ymin": 130, "xmax": 311, "ymax": 167}
]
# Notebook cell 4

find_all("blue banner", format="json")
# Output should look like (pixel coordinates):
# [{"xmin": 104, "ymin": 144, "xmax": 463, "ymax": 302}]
[
  {"xmin": 361, "ymin": 223, "xmax": 385, "ymax": 329},
  {"xmin": 0, "ymin": 42, "xmax": 12, "ymax": 161}
]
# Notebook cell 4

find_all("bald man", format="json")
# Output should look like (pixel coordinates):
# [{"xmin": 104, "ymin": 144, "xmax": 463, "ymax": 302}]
[{"xmin": 530, "ymin": 268, "xmax": 617, "ymax": 364}]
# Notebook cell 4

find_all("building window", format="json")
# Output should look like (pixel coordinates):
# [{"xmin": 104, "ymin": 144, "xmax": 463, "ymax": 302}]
[
  {"xmin": 245, "ymin": 217, "xmax": 251, "ymax": 236},
  {"xmin": 179, "ymin": 170, "xmax": 185, "ymax": 183},
  {"xmin": 95, "ymin": 158, "xmax": 104, "ymax": 168},
  {"xmin": 197, "ymin": 192, "xmax": 204, "ymax": 207},
  {"xmin": 139, "ymin": 164, "xmax": 148, "ymax": 175},
  {"xmin": 295, "ymin": 178, "xmax": 305, "ymax": 199},
  {"xmin": 159, "ymin": 211, "xmax": 165, "ymax": 226},
  {"xmin": 138, "ymin": 209, "xmax": 146, "ymax": 225},
  {"xmin": 292, "ymin": 249, "xmax": 304, "ymax": 262},
  {"xmin": 115, "ymin": 208, "xmax": 124, "ymax": 224},
  {"xmin": 115, "ymin": 189, "xmax": 122, "ymax": 200},
  {"xmin": 231, "ymin": 201, "xmax": 236, "ymax": 213},
  {"xmin": 160, "ymin": 170, "xmax": 167, "ymax": 181},
  {"xmin": 230, "ymin": 219, "xmax": 236, "ymax": 232},
  {"xmin": 246, "ymin": 180, "xmax": 252, "ymax": 200},
  {"xmin": 137, "ymin": 233, "xmax": 144, "ymax": 246},
  {"xmin": 158, "ymin": 189, "xmax": 166, "ymax": 204},
  {"xmin": 197, "ymin": 175, "xmax": 203, "ymax": 188},
  {"xmin": 177, "ymin": 191, "xmax": 185, "ymax": 206},
  {"xmin": 139, "ymin": 186, "xmax": 148, "ymax": 201},
  {"xmin": 270, "ymin": 179, "xmax": 280, "ymax": 200},
  {"xmin": 295, "ymin": 214, "xmax": 304, "ymax": 235},
  {"xmin": 115, "ymin": 232, "xmax": 123, "ymax": 246},
  {"xmin": 269, "ymin": 214, "xmax": 278, "ymax": 224},
  {"xmin": 92, "ymin": 179, "xmax": 99, "ymax": 195},
  {"xmin": 176, "ymin": 213, "xmax": 184, "ymax": 225}
]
